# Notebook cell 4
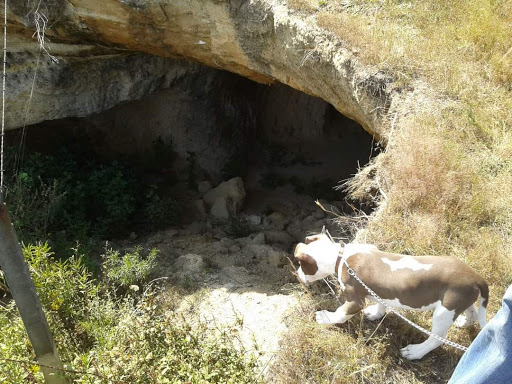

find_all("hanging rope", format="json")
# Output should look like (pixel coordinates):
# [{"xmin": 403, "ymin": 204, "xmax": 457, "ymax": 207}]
[{"xmin": 0, "ymin": 0, "xmax": 7, "ymax": 204}]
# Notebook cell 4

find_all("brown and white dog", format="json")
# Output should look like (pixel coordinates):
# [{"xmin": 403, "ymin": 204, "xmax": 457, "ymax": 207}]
[{"xmin": 294, "ymin": 233, "xmax": 489, "ymax": 360}]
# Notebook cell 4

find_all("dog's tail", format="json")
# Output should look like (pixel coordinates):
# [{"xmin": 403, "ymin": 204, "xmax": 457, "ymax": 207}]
[{"xmin": 477, "ymin": 280, "xmax": 489, "ymax": 328}]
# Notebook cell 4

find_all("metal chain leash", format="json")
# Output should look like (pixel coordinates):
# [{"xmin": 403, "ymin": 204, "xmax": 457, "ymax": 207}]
[{"xmin": 343, "ymin": 259, "xmax": 469, "ymax": 352}]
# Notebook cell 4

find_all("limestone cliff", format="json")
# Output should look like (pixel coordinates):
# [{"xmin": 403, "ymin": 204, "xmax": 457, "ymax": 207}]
[{"xmin": 5, "ymin": 0, "xmax": 394, "ymax": 137}]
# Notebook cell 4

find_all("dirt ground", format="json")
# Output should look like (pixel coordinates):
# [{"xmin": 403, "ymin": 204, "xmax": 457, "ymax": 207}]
[{"xmin": 116, "ymin": 185, "xmax": 349, "ymax": 377}]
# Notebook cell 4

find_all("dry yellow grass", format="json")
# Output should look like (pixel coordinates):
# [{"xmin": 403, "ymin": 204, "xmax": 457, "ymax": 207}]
[
  {"xmin": 287, "ymin": 0, "xmax": 319, "ymax": 12},
  {"xmin": 270, "ymin": 291, "xmax": 470, "ymax": 383},
  {"xmin": 278, "ymin": 0, "xmax": 512, "ymax": 382}
]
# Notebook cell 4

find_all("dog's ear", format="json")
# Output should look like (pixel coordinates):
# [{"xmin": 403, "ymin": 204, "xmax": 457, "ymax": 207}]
[
  {"xmin": 295, "ymin": 252, "xmax": 308, "ymax": 261},
  {"xmin": 305, "ymin": 234, "xmax": 323, "ymax": 244},
  {"xmin": 294, "ymin": 242, "xmax": 306, "ymax": 256}
]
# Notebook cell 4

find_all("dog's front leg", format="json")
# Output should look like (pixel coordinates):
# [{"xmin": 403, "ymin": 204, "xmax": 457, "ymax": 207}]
[{"xmin": 316, "ymin": 301, "xmax": 363, "ymax": 325}]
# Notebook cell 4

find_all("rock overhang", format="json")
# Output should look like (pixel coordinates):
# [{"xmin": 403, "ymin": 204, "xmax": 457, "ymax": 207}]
[{"xmin": 5, "ymin": 0, "xmax": 393, "ymax": 139}]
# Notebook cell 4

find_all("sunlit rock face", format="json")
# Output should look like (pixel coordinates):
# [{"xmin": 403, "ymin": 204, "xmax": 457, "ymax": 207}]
[{"xmin": 6, "ymin": 0, "xmax": 391, "ymax": 136}]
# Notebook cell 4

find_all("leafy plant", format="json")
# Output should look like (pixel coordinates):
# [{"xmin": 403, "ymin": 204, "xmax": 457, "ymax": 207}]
[
  {"xmin": 0, "ymin": 243, "xmax": 260, "ymax": 383},
  {"xmin": 102, "ymin": 246, "xmax": 158, "ymax": 290},
  {"xmin": 22, "ymin": 243, "xmax": 99, "ymax": 353},
  {"xmin": 4, "ymin": 142, "xmax": 182, "ymax": 247},
  {"xmin": 225, "ymin": 217, "xmax": 253, "ymax": 238},
  {"xmin": 143, "ymin": 185, "xmax": 181, "ymax": 229}
]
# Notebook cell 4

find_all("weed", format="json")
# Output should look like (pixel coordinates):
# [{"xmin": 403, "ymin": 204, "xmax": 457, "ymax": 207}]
[
  {"xmin": 180, "ymin": 275, "xmax": 198, "ymax": 292},
  {"xmin": 143, "ymin": 184, "xmax": 182, "ymax": 229},
  {"xmin": 287, "ymin": 0, "xmax": 319, "ymax": 12},
  {"xmin": 102, "ymin": 246, "xmax": 158, "ymax": 291},
  {"xmin": 4, "ymin": 142, "xmax": 183, "ymax": 248},
  {"xmin": 225, "ymin": 217, "xmax": 253, "ymax": 238},
  {"xmin": 0, "ymin": 243, "xmax": 261, "ymax": 383}
]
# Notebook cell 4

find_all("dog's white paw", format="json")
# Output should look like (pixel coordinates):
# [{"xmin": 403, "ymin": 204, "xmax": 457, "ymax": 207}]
[
  {"xmin": 363, "ymin": 304, "xmax": 386, "ymax": 321},
  {"xmin": 315, "ymin": 310, "xmax": 334, "ymax": 324},
  {"xmin": 400, "ymin": 344, "xmax": 428, "ymax": 360},
  {"xmin": 454, "ymin": 315, "xmax": 473, "ymax": 328}
]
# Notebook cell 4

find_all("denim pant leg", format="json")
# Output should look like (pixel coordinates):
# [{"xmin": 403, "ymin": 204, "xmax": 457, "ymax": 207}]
[{"xmin": 448, "ymin": 284, "xmax": 512, "ymax": 384}]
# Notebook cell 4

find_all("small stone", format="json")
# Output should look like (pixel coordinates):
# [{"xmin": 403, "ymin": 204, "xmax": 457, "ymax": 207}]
[
  {"xmin": 268, "ymin": 249, "xmax": 286, "ymax": 267},
  {"xmin": 174, "ymin": 254, "xmax": 204, "ymax": 274},
  {"xmin": 246, "ymin": 214, "xmax": 262, "ymax": 226},
  {"xmin": 247, "ymin": 244, "xmax": 269, "ymax": 258},
  {"xmin": 147, "ymin": 232, "xmax": 164, "ymax": 245},
  {"xmin": 266, "ymin": 212, "xmax": 289, "ymax": 230},
  {"xmin": 252, "ymin": 232, "xmax": 266, "ymax": 245},
  {"xmin": 287, "ymin": 226, "xmax": 306, "ymax": 243},
  {"xmin": 198, "ymin": 180, "xmax": 213, "ymax": 195},
  {"xmin": 313, "ymin": 219, "xmax": 327, "ymax": 229},
  {"xmin": 302, "ymin": 215, "xmax": 315, "ymax": 225},
  {"xmin": 264, "ymin": 230, "xmax": 294, "ymax": 248}
]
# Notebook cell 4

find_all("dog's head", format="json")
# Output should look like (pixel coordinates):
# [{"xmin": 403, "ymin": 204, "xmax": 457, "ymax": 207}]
[{"xmin": 294, "ymin": 233, "xmax": 342, "ymax": 284}]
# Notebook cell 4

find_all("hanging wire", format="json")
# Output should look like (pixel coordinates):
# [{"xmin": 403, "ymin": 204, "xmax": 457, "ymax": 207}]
[
  {"xmin": 0, "ymin": 0, "xmax": 7, "ymax": 204},
  {"xmin": 15, "ymin": 1, "xmax": 58, "ymax": 172}
]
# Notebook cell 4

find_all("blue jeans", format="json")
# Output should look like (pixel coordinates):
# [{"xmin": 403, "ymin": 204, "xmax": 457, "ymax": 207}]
[{"xmin": 449, "ymin": 284, "xmax": 512, "ymax": 384}]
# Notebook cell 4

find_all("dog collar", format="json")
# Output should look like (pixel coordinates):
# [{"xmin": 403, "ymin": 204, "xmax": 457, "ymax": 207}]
[{"xmin": 335, "ymin": 254, "xmax": 342, "ymax": 276}]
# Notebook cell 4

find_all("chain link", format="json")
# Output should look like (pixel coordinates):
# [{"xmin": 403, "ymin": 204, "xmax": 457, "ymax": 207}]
[{"xmin": 344, "ymin": 260, "xmax": 469, "ymax": 352}]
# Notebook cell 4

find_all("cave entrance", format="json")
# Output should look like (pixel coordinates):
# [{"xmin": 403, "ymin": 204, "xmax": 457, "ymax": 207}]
[{"xmin": 8, "ymin": 64, "xmax": 378, "ymax": 243}]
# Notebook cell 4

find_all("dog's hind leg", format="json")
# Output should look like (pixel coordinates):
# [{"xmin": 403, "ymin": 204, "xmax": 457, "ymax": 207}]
[
  {"xmin": 316, "ymin": 301, "xmax": 363, "ymax": 325},
  {"xmin": 454, "ymin": 304, "xmax": 478, "ymax": 328},
  {"xmin": 400, "ymin": 304, "xmax": 456, "ymax": 360}
]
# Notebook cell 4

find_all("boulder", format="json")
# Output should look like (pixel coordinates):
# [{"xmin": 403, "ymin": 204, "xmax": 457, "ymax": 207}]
[
  {"xmin": 265, "ymin": 212, "xmax": 289, "ymax": 230},
  {"xmin": 204, "ymin": 177, "xmax": 246, "ymax": 215},
  {"xmin": 198, "ymin": 180, "xmax": 213, "ymax": 195},
  {"xmin": 210, "ymin": 197, "xmax": 231, "ymax": 219},
  {"xmin": 246, "ymin": 244, "xmax": 270, "ymax": 259},
  {"xmin": 174, "ymin": 254, "xmax": 205, "ymax": 276}
]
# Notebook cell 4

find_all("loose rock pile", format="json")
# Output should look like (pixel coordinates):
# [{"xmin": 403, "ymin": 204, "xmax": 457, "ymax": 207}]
[{"xmin": 118, "ymin": 175, "xmax": 347, "ymax": 374}]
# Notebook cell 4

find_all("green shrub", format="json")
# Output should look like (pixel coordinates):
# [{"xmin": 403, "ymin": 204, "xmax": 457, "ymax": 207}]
[
  {"xmin": 225, "ymin": 217, "xmax": 253, "ymax": 238},
  {"xmin": 4, "ymin": 144, "xmax": 182, "ymax": 246},
  {"xmin": 84, "ymin": 161, "xmax": 136, "ymax": 234},
  {"xmin": 23, "ymin": 243, "xmax": 99, "ymax": 352},
  {"xmin": 143, "ymin": 185, "xmax": 182, "ymax": 229},
  {"xmin": 0, "ymin": 243, "xmax": 260, "ymax": 383},
  {"xmin": 69, "ymin": 297, "xmax": 260, "ymax": 384},
  {"xmin": 102, "ymin": 247, "xmax": 158, "ymax": 290},
  {"xmin": 4, "ymin": 173, "xmax": 63, "ymax": 241}
]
